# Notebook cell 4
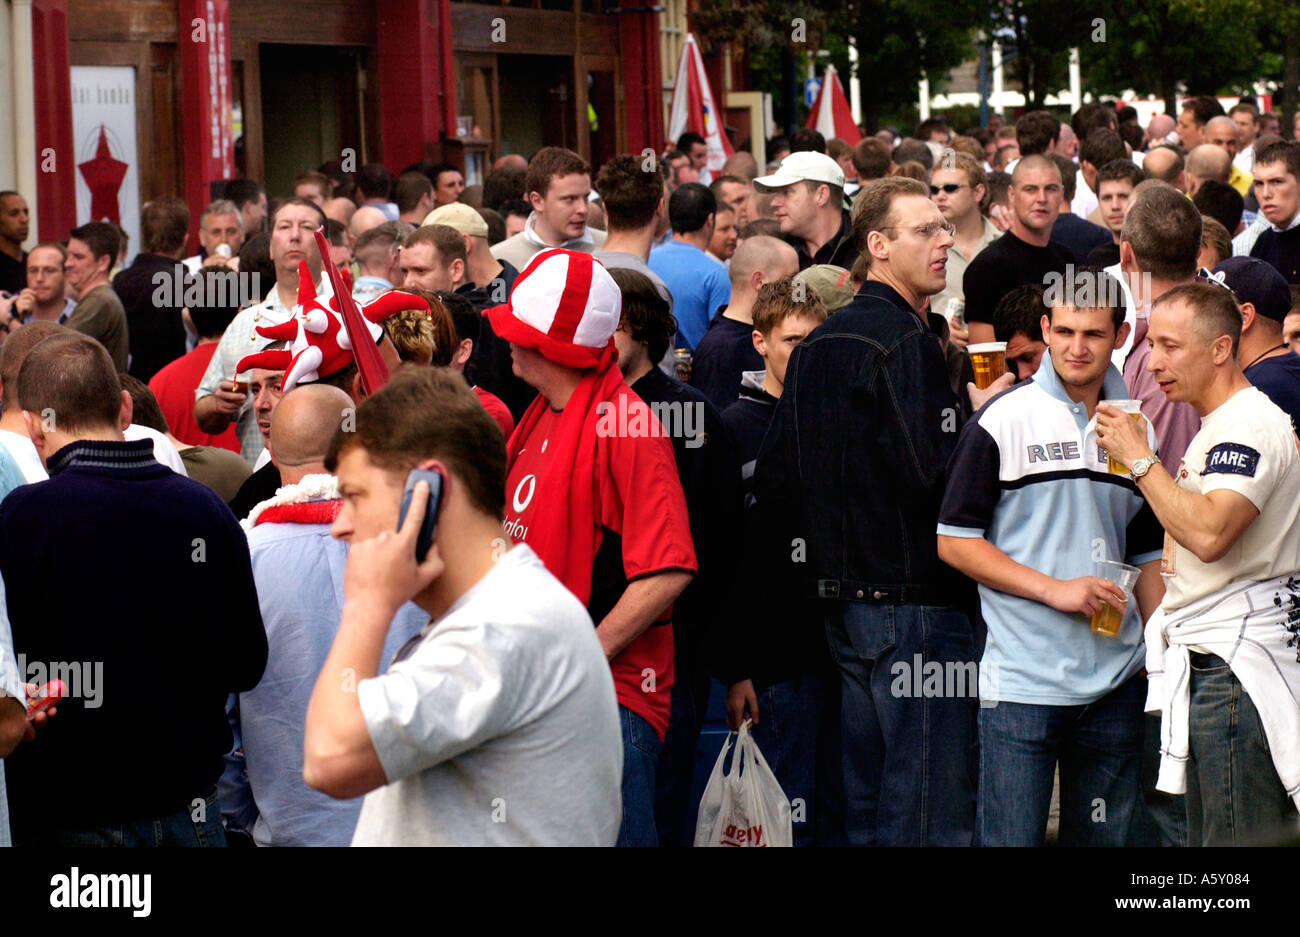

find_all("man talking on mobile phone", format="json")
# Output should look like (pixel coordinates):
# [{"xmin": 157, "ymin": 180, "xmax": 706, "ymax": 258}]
[{"xmin": 304, "ymin": 366, "xmax": 623, "ymax": 845}]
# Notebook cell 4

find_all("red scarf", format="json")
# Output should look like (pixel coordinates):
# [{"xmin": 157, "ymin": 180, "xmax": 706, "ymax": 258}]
[
  {"xmin": 254, "ymin": 500, "xmax": 342, "ymax": 526},
  {"xmin": 506, "ymin": 349, "xmax": 624, "ymax": 605}
]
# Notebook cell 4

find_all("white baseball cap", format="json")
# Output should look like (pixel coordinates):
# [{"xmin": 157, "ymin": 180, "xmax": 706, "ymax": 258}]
[{"xmin": 754, "ymin": 151, "xmax": 846, "ymax": 191}]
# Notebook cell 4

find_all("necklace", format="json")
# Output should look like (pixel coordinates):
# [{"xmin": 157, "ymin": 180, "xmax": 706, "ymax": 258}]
[{"xmin": 1243, "ymin": 343, "xmax": 1287, "ymax": 371}]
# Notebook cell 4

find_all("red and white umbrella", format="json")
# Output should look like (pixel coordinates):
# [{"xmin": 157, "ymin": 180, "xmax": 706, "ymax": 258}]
[
  {"xmin": 667, "ymin": 33, "xmax": 733, "ymax": 176},
  {"xmin": 805, "ymin": 65, "xmax": 861, "ymax": 145}
]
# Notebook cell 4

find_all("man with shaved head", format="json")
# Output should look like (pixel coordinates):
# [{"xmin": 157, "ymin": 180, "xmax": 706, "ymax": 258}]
[
  {"xmin": 1205, "ymin": 116, "xmax": 1254, "ymax": 196},
  {"xmin": 349, "ymin": 205, "xmax": 387, "ymax": 241},
  {"xmin": 1186, "ymin": 144, "xmax": 1233, "ymax": 197},
  {"xmin": 690, "ymin": 235, "xmax": 800, "ymax": 409},
  {"xmin": 965, "ymin": 154, "xmax": 1074, "ymax": 344},
  {"xmin": 222, "ymin": 381, "xmax": 427, "ymax": 846},
  {"xmin": 1146, "ymin": 114, "xmax": 1176, "ymax": 150},
  {"xmin": 1143, "ymin": 145, "xmax": 1187, "ymax": 192},
  {"xmin": 492, "ymin": 153, "xmax": 528, "ymax": 174}
]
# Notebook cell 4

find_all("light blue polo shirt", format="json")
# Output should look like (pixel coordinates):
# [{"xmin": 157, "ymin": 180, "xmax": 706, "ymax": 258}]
[{"xmin": 938, "ymin": 357, "xmax": 1164, "ymax": 706}]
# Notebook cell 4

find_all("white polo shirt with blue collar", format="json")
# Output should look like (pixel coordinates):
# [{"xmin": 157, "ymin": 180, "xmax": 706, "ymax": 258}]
[{"xmin": 938, "ymin": 357, "xmax": 1164, "ymax": 706}]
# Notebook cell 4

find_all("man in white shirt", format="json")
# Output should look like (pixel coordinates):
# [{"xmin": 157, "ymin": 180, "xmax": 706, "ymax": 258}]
[
  {"xmin": 1230, "ymin": 102, "xmax": 1260, "ymax": 176},
  {"xmin": 182, "ymin": 200, "xmax": 245, "ymax": 275},
  {"xmin": 0, "ymin": 320, "xmax": 64, "ymax": 481},
  {"xmin": 491, "ymin": 147, "xmax": 607, "ymax": 271},
  {"xmin": 1098, "ymin": 281, "xmax": 1300, "ymax": 845},
  {"xmin": 192, "ymin": 198, "xmax": 331, "ymax": 464},
  {"xmin": 304, "ymin": 366, "xmax": 622, "ymax": 845}
]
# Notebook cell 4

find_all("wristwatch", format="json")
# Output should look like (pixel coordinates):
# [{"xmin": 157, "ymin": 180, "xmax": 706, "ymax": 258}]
[{"xmin": 1130, "ymin": 454, "xmax": 1160, "ymax": 478}]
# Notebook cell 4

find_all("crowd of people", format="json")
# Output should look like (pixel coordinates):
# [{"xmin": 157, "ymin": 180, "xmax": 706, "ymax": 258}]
[{"xmin": 0, "ymin": 95, "xmax": 1299, "ymax": 848}]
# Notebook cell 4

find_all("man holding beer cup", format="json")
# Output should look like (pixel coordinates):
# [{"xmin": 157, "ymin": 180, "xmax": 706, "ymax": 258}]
[
  {"xmin": 938, "ymin": 266, "xmax": 1166, "ymax": 846},
  {"xmin": 1096, "ymin": 282, "xmax": 1300, "ymax": 845}
]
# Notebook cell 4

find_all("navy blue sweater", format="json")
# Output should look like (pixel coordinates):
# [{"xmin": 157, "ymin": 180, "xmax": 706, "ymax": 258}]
[{"xmin": 0, "ymin": 439, "xmax": 266, "ymax": 838}]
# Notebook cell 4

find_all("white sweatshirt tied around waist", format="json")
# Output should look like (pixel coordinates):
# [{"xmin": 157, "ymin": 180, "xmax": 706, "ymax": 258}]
[{"xmin": 1144, "ymin": 572, "xmax": 1300, "ymax": 809}]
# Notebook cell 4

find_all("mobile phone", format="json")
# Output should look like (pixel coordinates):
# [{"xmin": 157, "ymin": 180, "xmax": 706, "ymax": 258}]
[
  {"xmin": 26, "ymin": 679, "xmax": 66, "ymax": 719},
  {"xmin": 397, "ymin": 469, "xmax": 444, "ymax": 563}
]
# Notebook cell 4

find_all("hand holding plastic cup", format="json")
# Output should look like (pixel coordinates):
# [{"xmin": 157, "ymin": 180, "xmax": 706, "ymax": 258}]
[
  {"xmin": 1099, "ymin": 398, "xmax": 1143, "ymax": 474},
  {"xmin": 1091, "ymin": 559, "xmax": 1140, "ymax": 637}
]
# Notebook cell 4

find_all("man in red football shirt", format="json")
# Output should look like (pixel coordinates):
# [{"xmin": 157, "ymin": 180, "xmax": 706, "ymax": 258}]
[
  {"xmin": 149, "ymin": 267, "xmax": 242, "ymax": 452},
  {"xmin": 488, "ymin": 248, "xmax": 696, "ymax": 847}
]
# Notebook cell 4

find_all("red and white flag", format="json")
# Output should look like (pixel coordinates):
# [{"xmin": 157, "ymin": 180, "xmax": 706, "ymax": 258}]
[
  {"xmin": 805, "ymin": 65, "xmax": 861, "ymax": 145},
  {"xmin": 667, "ymin": 33, "xmax": 733, "ymax": 177}
]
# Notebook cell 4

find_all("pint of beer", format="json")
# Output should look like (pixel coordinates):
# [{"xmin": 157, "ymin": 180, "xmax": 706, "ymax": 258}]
[
  {"xmin": 1100, "ymin": 398, "xmax": 1143, "ymax": 474},
  {"xmin": 968, "ymin": 342, "xmax": 1007, "ymax": 390},
  {"xmin": 1091, "ymin": 559, "xmax": 1140, "ymax": 637}
]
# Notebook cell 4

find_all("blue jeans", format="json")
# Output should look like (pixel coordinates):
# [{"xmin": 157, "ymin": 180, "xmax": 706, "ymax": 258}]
[
  {"xmin": 1130, "ymin": 713, "xmax": 1187, "ymax": 846},
  {"xmin": 749, "ymin": 673, "xmax": 825, "ymax": 847},
  {"xmin": 616, "ymin": 707, "xmax": 662, "ymax": 847},
  {"xmin": 44, "ymin": 786, "xmax": 226, "ymax": 847},
  {"xmin": 653, "ymin": 664, "xmax": 711, "ymax": 847},
  {"xmin": 1186, "ymin": 653, "xmax": 1300, "ymax": 846},
  {"xmin": 824, "ymin": 602, "xmax": 976, "ymax": 846},
  {"xmin": 977, "ymin": 675, "xmax": 1145, "ymax": 846}
]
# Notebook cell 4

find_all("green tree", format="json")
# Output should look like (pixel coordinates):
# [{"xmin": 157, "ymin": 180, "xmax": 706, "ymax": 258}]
[{"xmin": 1081, "ymin": 0, "xmax": 1270, "ymax": 115}]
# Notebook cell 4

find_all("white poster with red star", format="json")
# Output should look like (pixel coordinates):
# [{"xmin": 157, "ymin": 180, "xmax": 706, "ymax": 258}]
[{"xmin": 71, "ymin": 66, "xmax": 139, "ymax": 266}]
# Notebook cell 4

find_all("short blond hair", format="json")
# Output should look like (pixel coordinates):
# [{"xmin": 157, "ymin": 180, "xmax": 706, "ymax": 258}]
[{"xmin": 752, "ymin": 276, "xmax": 829, "ymax": 337}]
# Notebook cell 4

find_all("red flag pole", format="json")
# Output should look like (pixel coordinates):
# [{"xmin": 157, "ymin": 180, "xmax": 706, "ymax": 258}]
[{"xmin": 313, "ymin": 228, "xmax": 390, "ymax": 395}]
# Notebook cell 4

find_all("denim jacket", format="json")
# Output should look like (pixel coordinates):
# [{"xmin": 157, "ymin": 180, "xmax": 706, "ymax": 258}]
[{"xmin": 752, "ymin": 280, "xmax": 962, "ymax": 604}]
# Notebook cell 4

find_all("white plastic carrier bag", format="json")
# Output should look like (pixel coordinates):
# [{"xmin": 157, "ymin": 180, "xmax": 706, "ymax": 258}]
[{"xmin": 694, "ymin": 719, "xmax": 792, "ymax": 847}]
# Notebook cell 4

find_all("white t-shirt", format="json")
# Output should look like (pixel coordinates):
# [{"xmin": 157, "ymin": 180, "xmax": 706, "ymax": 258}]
[
  {"xmin": 351, "ymin": 544, "xmax": 623, "ymax": 846},
  {"xmin": 1161, "ymin": 386, "xmax": 1300, "ymax": 611},
  {"xmin": 0, "ymin": 428, "xmax": 47, "ymax": 483},
  {"xmin": 122, "ymin": 424, "xmax": 188, "ymax": 476}
]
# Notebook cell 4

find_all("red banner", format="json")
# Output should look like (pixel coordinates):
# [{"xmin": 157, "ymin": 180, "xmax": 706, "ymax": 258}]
[{"xmin": 178, "ymin": 0, "xmax": 234, "ymax": 248}]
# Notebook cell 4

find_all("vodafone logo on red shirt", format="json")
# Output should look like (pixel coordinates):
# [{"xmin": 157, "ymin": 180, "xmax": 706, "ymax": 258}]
[{"xmin": 512, "ymin": 474, "xmax": 537, "ymax": 514}]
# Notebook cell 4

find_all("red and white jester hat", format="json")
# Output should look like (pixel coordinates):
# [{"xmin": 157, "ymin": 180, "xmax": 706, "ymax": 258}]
[
  {"xmin": 236, "ymin": 261, "xmax": 428, "ymax": 393},
  {"xmin": 485, "ymin": 248, "xmax": 622, "ymax": 369}
]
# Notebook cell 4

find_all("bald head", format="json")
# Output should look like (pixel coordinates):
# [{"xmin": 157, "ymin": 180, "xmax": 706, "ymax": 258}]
[
  {"xmin": 721, "ymin": 151, "xmax": 759, "ymax": 184},
  {"xmin": 269, "ymin": 383, "xmax": 355, "ymax": 477},
  {"xmin": 1206, "ymin": 115, "xmax": 1239, "ymax": 156},
  {"xmin": 1187, "ymin": 144, "xmax": 1231, "ymax": 190},
  {"xmin": 493, "ymin": 154, "xmax": 527, "ymax": 173},
  {"xmin": 324, "ymin": 197, "xmax": 357, "ymax": 226},
  {"xmin": 1146, "ymin": 113, "xmax": 1175, "ymax": 145},
  {"xmin": 729, "ymin": 235, "xmax": 800, "ymax": 299},
  {"xmin": 1142, "ymin": 146, "xmax": 1184, "ymax": 189},
  {"xmin": 350, "ymin": 205, "xmax": 388, "ymax": 239}
]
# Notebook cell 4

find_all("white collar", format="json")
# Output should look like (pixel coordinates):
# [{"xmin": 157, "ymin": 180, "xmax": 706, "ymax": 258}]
[
  {"xmin": 1268, "ymin": 212, "xmax": 1300, "ymax": 234},
  {"xmin": 522, "ymin": 212, "xmax": 591, "ymax": 250},
  {"xmin": 241, "ymin": 473, "xmax": 340, "ymax": 531}
]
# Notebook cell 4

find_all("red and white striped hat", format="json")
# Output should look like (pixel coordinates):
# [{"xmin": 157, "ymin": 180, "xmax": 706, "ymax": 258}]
[{"xmin": 485, "ymin": 249, "xmax": 621, "ymax": 369}]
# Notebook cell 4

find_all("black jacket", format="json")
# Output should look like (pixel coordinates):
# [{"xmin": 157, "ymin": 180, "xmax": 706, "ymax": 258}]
[
  {"xmin": 630, "ymin": 368, "xmax": 743, "ymax": 667},
  {"xmin": 752, "ymin": 280, "xmax": 967, "ymax": 606},
  {"xmin": 786, "ymin": 209, "xmax": 859, "ymax": 271},
  {"xmin": 113, "ymin": 255, "xmax": 190, "ymax": 383}
]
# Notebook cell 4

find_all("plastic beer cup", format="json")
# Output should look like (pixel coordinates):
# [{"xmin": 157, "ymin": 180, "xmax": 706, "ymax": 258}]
[
  {"xmin": 1091, "ymin": 559, "xmax": 1140, "ymax": 637},
  {"xmin": 1100, "ymin": 399, "xmax": 1143, "ymax": 474},
  {"xmin": 968, "ymin": 342, "xmax": 1007, "ymax": 390}
]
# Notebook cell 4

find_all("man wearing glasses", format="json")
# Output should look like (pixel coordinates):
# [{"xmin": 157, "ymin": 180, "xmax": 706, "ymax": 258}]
[
  {"xmin": 964, "ymin": 154, "xmax": 1074, "ymax": 345},
  {"xmin": 753, "ymin": 152, "xmax": 859, "ymax": 272},
  {"xmin": 753, "ymin": 176, "xmax": 977, "ymax": 845},
  {"xmin": 930, "ymin": 151, "xmax": 1000, "ymax": 322}
]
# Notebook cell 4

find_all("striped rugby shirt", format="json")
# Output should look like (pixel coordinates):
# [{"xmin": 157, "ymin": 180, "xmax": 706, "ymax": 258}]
[{"xmin": 938, "ymin": 357, "xmax": 1164, "ymax": 705}]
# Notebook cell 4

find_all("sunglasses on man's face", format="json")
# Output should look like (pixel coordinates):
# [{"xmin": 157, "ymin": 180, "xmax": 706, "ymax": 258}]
[{"xmin": 930, "ymin": 183, "xmax": 966, "ymax": 195}]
